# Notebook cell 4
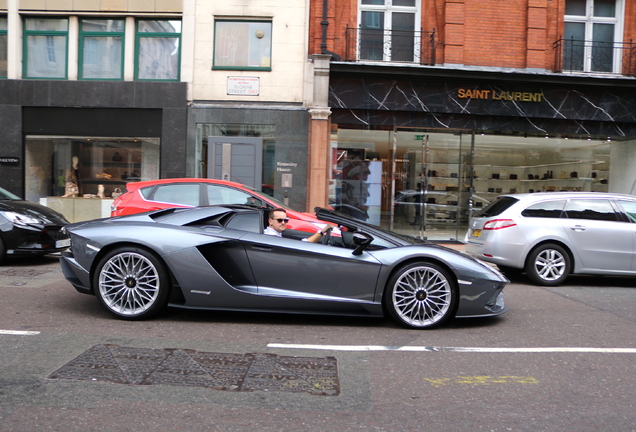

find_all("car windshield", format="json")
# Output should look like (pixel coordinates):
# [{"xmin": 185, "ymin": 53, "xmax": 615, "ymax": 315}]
[
  {"xmin": 0, "ymin": 187, "xmax": 21, "ymax": 201},
  {"xmin": 475, "ymin": 196, "xmax": 519, "ymax": 217}
]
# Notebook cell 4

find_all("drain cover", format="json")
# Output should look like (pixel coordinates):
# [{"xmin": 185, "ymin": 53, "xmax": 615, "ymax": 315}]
[{"xmin": 48, "ymin": 344, "xmax": 339, "ymax": 396}]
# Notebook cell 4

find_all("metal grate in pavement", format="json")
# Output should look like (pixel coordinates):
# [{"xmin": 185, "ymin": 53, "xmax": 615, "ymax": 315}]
[{"xmin": 48, "ymin": 344, "xmax": 340, "ymax": 396}]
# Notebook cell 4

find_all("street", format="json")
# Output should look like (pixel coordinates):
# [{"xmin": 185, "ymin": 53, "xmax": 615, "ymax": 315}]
[{"xmin": 1, "ymin": 255, "xmax": 635, "ymax": 432}]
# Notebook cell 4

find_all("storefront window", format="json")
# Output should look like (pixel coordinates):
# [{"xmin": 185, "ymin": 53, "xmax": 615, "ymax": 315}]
[
  {"xmin": 0, "ymin": 16, "xmax": 7, "ymax": 78},
  {"xmin": 331, "ymin": 127, "xmax": 611, "ymax": 241},
  {"xmin": 23, "ymin": 18, "xmax": 69, "ymax": 79},
  {"xmin": 24, "ymin": 136, "xmax": 160, "ymax": 203},
  {"xmin": 79, "ymin": 19, "xmax": 125, "ymax": 80},
  {"xmin": 135, "ymin": 20, "xmax": 181, "ymax": 81}
]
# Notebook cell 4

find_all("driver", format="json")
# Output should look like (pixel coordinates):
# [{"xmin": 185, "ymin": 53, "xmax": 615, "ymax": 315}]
[{"xmin": 264, "ymin": 208, "xmax": 332, "ymax": 243}]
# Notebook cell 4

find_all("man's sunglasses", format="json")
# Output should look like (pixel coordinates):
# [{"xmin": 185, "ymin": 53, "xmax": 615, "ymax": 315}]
[{"xmin": 273, "ymin": 218, "xmax": 290, "ymax": 223}]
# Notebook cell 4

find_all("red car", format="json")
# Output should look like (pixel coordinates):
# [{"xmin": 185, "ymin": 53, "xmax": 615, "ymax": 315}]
[{"xmin": 110, "ymin": 178, "xmax": 326, "ymax": 233}]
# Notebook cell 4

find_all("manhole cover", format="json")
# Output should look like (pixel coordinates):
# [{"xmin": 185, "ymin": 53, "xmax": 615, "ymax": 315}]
[
  {"xmin": 0, "ymin": 269, "xmax": 51, "ymax": 277},
  {"xmin": 48, "ymin": 344, "xmax": 339, "ymax": 396}
]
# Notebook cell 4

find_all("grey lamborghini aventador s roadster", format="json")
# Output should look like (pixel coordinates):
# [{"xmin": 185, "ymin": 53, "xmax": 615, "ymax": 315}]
[{"xmin": 60, "ymin": 205, "xmax": 508, "ymax": 329}]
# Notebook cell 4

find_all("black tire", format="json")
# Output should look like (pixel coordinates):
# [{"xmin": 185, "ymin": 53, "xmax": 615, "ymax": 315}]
[
  {"xmin": 0, "ymin": 237, "xmax": 5, "ymax": 264},
  {"xmin": 384, "ymin": 262, "xmax": 457, "ymax": 329},
  {"xmin": 524, "ymin": 243, "xmax": 571, "ymax": 286},
  {"xmin": 93, "ymin": 246, "xmax": 170, "ymax": 320},
  {"xmin": 497, "ymin": 265, "xmax": 523, "ymax": 278}
]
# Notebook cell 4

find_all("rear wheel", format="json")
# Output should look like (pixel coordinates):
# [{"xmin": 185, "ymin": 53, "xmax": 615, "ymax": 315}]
[
  {"xmin": 525, "ymin": 243, "xmax": 571, "ymax": 286},
  {"xmin": 384, "ymin": 262, "xmax": 457, "ymax": 329},
  {"xmin": 93, "ymin": 246, "xmax": 170, "ymax": 319}
]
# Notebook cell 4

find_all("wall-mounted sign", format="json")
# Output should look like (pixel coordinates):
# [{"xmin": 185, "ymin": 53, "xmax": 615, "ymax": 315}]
[
  {"xmin": 227, "ymin": 76, "xmax": 260, "ymax": 96},
  {"xmin": 0, "ymin": 157, "xmax": 19, "ymax": 165},
  {"xmin": 458, "ymin": 88, "xmax": 543, "ymax": 102}
]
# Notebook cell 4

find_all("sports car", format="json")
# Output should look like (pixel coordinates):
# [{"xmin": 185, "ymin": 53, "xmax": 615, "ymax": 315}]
[
  {"xmin": 0, "ymin": 186, "xmax": 70, "ymax": 263},
  {"xmin": 60, "ymin": 205, "xmax": 508, "ymax": 329}
]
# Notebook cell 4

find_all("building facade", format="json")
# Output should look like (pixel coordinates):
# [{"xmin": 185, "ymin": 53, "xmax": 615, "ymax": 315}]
[
  {"xmin": 309, "ymin": 0, "xmax": 636, "ymax": 240},
  {"xmin": 0, "ymin": 0, "xmax": 317, "ymax": 221}
]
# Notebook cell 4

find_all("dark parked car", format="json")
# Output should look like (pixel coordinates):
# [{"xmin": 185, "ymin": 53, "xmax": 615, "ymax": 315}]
[
  {"xmin": 0, "ymin": 186, "xmax": 70, "ymax": 263},
  {"xmin": 60, "ymin": 205, "xmax": 508, "ymax": 329},
  {"xmin": 465, "ymin": 192, "xmax": 636, "ymax": 286}
]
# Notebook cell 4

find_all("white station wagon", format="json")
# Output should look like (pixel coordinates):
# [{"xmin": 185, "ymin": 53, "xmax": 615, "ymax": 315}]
[{"xmin": 464, "ymin": 192, "xmax": 636, "ymax": 286}]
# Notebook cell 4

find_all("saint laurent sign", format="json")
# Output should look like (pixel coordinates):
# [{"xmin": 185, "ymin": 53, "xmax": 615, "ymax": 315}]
[{"xmin": 458, "ymin": 89, "xmax": 543, "ymax": 102}]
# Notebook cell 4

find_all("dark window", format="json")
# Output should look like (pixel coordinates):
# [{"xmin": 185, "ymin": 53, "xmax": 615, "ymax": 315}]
[
  {"xmin": 225, "ymin": 212, "xmax": 261, "ymax": 233},
  {"xmin": 617, "ymin": 200, "xmax": 636, "ymax": 222},
  {"xmin": 475, "ymin": 196, "xmax": 519, "ymax": 217},
  {"xmin": 521, "ymin": 200, "xmax": 566, "ymax": 218},
  {"xmin": 564, "ymin": 199, "xmax": 618, "ymax": 221},
  {"xmin": 152, "ymin": 184, "xmax": 200, "ymax": 206}
]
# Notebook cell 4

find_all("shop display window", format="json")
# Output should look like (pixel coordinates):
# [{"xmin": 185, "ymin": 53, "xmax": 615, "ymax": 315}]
[
  {"xmin": 24, "ymin": 136, "xmax": 160, "ymax": 203},
  {"xmin": 331, "ymin": 128, "xmax": 613, "ymax": 241}
]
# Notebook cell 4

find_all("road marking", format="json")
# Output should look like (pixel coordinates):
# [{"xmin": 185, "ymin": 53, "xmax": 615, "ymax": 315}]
[
  {"xmin": 425, "ymin": 376, "xmax": 539, "ymax": 387},
  {"xmin": 0, "ymin": 330, "xmax": 40, "ymax": 335},
  {"xmin": 267, "ymin": 344, "xmax": 636, "ymax": 353}
]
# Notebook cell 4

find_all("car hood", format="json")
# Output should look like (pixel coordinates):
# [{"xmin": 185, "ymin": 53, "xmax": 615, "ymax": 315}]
[{"xmin": 0, "ymin": 200, "xmax": 69, "ymax": 225}]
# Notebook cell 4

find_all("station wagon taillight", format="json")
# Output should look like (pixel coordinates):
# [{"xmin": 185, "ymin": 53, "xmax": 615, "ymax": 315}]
[{"xmin": 483, "ymin": 219, "xmax": 517, "ymax": 230}]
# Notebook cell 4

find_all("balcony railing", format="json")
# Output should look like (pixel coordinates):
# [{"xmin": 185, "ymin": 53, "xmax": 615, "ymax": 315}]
[
  {"xmin": 345, "ymin": 27, "xmax": 435, "ymax": 65},
  {"xmin": 553, "ymin": 37, "xmax": 636, "ymax": 76}
]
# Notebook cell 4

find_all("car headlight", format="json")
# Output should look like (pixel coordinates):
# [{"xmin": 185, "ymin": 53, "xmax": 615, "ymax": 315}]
[{"xmin": 0, "ymin": 211, "xmax": 41, "ymax": 227}]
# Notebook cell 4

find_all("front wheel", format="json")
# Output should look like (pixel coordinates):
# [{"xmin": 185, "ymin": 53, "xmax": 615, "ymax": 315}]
[
  {"xmin": 384, "ymin": 262, "xmax": 457, "ymax": 329},
  {"xmin": 525, "ymin": 243, "xmax": 571, "ymax": 286},
  {"xmin": 93, "ymin": 247, "xmax": 170, "ymax": 319}
]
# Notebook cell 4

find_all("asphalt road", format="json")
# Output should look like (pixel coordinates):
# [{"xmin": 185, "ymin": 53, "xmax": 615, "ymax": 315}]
[{"xmin": 0, "ymin": 255, "xmax": 635, "ymax": 432}]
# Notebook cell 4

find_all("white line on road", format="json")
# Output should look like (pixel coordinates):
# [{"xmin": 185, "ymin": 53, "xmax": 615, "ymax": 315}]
[
  {"xmin": 0, "ymin": 330, "xmax": 40, "ymax": 335},
  {"xmin": 267, "ymin": 344, "xmax": 636, "ymax": 353}
]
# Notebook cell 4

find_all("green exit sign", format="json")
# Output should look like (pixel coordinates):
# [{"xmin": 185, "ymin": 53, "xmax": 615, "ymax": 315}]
[{"xmin": 414, "ymin": 135, "xmax": 425, "ymax": 140}]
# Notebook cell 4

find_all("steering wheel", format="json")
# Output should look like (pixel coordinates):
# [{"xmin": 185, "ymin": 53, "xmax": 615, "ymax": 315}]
[{"xmin": 320, "ymin": 227, "xmax": 333, "ymax": 245}]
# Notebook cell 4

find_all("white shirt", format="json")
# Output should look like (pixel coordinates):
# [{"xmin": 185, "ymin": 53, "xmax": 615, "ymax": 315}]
[{"xmin": 263, "ymin": 226, "xmax": 282, "ymax": 237}]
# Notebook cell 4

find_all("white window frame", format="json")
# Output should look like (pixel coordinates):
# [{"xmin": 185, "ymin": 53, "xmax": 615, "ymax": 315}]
[
  {"xmin": 358, "ymin": 0, "xmax": 421, "ymax": 63},
  {"xmin": 564, "ymin": 0, "xmax": 625, "ymax": 73}
]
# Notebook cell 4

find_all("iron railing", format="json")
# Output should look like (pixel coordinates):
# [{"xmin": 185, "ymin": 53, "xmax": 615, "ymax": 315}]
[
  {"xmin": 553, "ymin": 37, "xmax": 636, "ymax": 76},
  {"xmin": 345, "ymin": 27, "xmax": 435, "ymax": 65}
]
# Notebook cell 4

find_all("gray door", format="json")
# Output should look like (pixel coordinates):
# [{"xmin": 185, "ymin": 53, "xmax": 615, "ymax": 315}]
[
  {"xmin": 561, "ymin": 198, "xmax": 634, "ymax": 271},
  {"xmin": 208, "ymin": 137, "xmax": 263, "ymax": 189}
]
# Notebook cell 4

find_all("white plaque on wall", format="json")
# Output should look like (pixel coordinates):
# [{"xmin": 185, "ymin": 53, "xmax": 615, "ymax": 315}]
[{"xmin": 227, "ymin": 77, "xmax": 260, "ymax": 96}]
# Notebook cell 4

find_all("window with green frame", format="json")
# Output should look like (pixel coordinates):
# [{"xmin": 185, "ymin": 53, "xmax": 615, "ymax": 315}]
[
  {"xmin": 213, "ymin": 20, "xmax": 272, "ymax": 71},
  {"xmin": 79, "ymin": 18, "xmax": 125, "ymax": 80},
  {"xmin": 135, "ymin": 19, "xmax": 181, "ymax": 81},
  {"xmin": 23, "ymin": 17, "xmax": 69, "ymax": 79},
  {"xmin": 1, "ymin": 16, "xmax": 7, "ymax": 78}
]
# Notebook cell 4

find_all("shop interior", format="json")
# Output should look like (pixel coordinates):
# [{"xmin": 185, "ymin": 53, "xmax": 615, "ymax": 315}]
[{"xmin": 331, "ymin": 128, "xmax": 614, "ymax": 241}]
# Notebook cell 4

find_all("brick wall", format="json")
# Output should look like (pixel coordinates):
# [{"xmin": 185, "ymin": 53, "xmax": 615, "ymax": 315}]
[{"xmin": 309, "ymin": 0, "xmax": 634, "ymax": 72}]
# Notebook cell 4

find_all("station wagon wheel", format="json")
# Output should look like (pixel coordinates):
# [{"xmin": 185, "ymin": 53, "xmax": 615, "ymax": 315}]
[
  {"xmin": 525, "ymin": 243, "xmax": 571, "ymax": 286},
  {"xmin": 384, "ymin": 262, "xmax": 457, "ymax": 329},
  {"xmin": 93, "ymin": 247, "xmax": 170, "ymax": 320}
]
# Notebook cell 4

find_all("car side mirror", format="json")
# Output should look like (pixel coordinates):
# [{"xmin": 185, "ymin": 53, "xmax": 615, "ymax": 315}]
[{"xmin": 352, "ymin": 232, "xmax": 373, "ymax": 256}]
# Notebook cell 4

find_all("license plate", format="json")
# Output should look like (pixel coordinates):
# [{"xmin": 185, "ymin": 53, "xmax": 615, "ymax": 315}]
[
  {"xmin": 56, "ymin": 239, "xmax": 71, "ymax": 248},
  {"xmin": 471, "ymin": 229, "xmax": 482, "ymax": 238}
]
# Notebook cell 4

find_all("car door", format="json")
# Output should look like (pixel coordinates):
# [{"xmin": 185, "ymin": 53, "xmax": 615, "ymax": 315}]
[
  {"xmin": 615, "ymin": 199, "xmax": 636, "ymax": 271},
  {"xmin": 562, "ymin": 198, "xmax": 634, "ymax": 271},
  {"xmin": 239, "ymin": 232, "xmax": 382, "ymax": 303}
]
